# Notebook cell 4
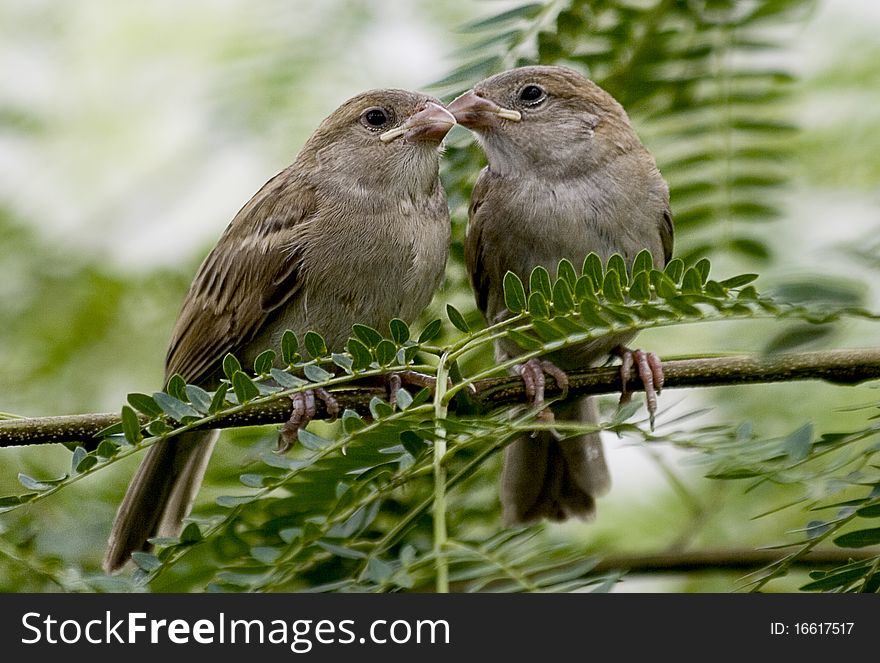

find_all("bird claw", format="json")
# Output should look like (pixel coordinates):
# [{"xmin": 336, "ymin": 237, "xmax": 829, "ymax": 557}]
[
  {"xmin": 277, "ymin": 388, "xmax": 339, "ymax": 453},
  {"xmin": 615, "ymin": 347, "xmax": 663, "ymax": 429},
  {"xmin": 514, "ymin": 358, "xmax": 569, "ymax": 427}
]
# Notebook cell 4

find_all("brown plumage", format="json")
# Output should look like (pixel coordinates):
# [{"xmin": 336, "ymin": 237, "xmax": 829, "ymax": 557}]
[
  {"xmin": 104, "ymin": 89, "xmax": 455, "ymax": 572},
  {"xmin": 449, "ymin": 65, "xmax": 672, "ymax": 525}
]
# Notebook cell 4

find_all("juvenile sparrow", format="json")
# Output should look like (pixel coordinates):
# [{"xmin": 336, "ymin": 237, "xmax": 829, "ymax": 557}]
[
  {"xmin": 104, "ymin": 89, "xmax": 455, "ymax": 572},
  {"xmin": 448, "ymin": 65, "xmax": 672, "ymax": 525}
]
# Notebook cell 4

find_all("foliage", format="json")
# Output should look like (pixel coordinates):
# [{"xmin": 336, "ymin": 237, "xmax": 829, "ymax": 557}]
[
  {"xmin": 1, "ymin": 0, "xmax": 879, "ymax": 593},
  {"xmin": 3, "ymin": 249, "xmax": 877, "ymax": 592}
]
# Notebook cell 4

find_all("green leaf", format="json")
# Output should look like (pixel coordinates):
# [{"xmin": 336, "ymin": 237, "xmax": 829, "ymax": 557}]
[
  {"xmin": 180, "ymin": 522, "xmax": 202, "ymax": 544},
  {"xmin": 507, "ymin": 329, "xmax": 543, "ymax": 350},
  {"xmin": 418, "ymin": 319, "xmax": 442, "ymax": 344},
  {"xmin": 341, "ymin": 409, "xmax": 366, "ymax": 434},
  {"xmin": 352, "ymin": 324, "xmax": 383, "ymax": 348},
  {"xmin": 446, "ymin": 304, "xmax": 470, "ymax": 333},
  {"xmin": 147, "ymin": 420, "xmax": 171, "ymax": 436},
  {"xmin": 583, "ymin": 253, "xmax": 603, "ymax": 289},
  {"xmin": 347, "ymin": 338, "xmax": 373, "ymax": 371},
  {"xmin": 556, "ymin": 259, "xmax": 577, "ymax": 288},
  {"xmin": 529, "ymin": 265, "xmax": 552, "ymax": 299},
  {"xmin": 856, "ymin": 504, "xmax": 880, "ymax": 518},
  {"xmin": 632, "ymin": 249, "xmax": 654, "ymax": 274},
  {"xmin": 395, "ymin": 388, "xmax": 413, "ymax": 410},
  {"xmin": 75, "ymin": 452, "xmax": 98, "ymax": 474},
  {"xmin": 720, "ymin": 274, "xmax": 759, "ymax": 288},
  {"xmin": 528, "ymin": 291, "xmax": 550, "ymax": 319},
  {"xmin": 784, "ymin": 423, "xmax": 813, "ymax": 462},
  {"xmin": 390, "ymin": 319, "xmax": 410, "ymax": 344},
  {"xmin": 185, "ymin": 385, "xmax": 213, "ymax": 415},
  {"xmin": 365, "ymin": 557, "xmax": 394, "ymax": 584},
  {"xmin": 281, "ymin": 330, "xmax": 299, "ymax": 364},
  {"xmin": 629, "ymin": 271, "xmax": 651, "ymax": 302},
  {"xmin": 131, "ymin": 552, "xmax": 162, "ymax": 572},
  {"xmin": 153, "ymin": 392, "xmax": 201, "ymax": 422},
  {"xmin": 232, "ymin": 371, "xmax": 260, "ymax": 403},
  {"xmin": 127, "ymin": 393, "xmax": 163, "ymax": 417},
  {"xmin": 315, "ymin": 541, "xmax": 367, "ymax": 559},
  {"xmin": 166, "ymin": 374, "xmax": 187, "ymax": 402},
  {"xmin": 664, "ymin": 258, "xmax": 685, "ymax": 284},
  {"xmin": 298, "ymin": 428, "xmax": 331, "ymax": 450},
  {"xmin": 532, "ymin": 319, "xmax": 564, "ymax": 341},
  {"xmin": 460, "ymin": 2, "xmax": 543, "ymax": 32},
  {"xmin": 270, "ymin": 368, "xmax": 307, "ymax": 389},
  {"xmin": 503, "ymin": 271, "xmax": 527, "ymax": 313},
  {"xmin": 332, "ymin": 353, "xmax": 354, "ymax": 373},
  {"xmin": 606, "ymin": 254, "xmax": 628, "ymax": 285},
  {"xmin": 304, "ymin": 331, "xmax": 328, "ymax": 359},
  {"xmin": 303, "ymin": 364, "xmax": 334, "ymax": 382},
  {"xmin": 552, "ymin": 279, "xmax": 575, "ymax": 314},
  {"xmin": 400, "ymin": 430, "xmax": 427, "ymax": 458},
  {"xmin": 216, "ymin": 494, "xmax": 256, "ymax": 507},
  {"xmin": 682, "ymin": 267, "xmax": 704, "ymax": 295},
  {"xmin": 602, "ymin": 271, "xmax": 624, "ymax": 304},
  {"xmin": 222, "ymin": 354, "xmax": 241, "ymax": 382},
  {"xmin": 575, "ymin": 276, "xmax": 597, "ymax": 302},
  {"xmin": 209, "ymin": 384, "xmax": 230, "ymax": 413},
  {"xmin": 694, "ymin": 258, "xmax": 711, "ymax": 284},
  {"xmin": 652, "ymin": 270, "xmax": 679, "ymax": 300},
  {"xmin": 18, "ymin": 473, "xmax": 63, "ymax": 492},
  {"xmin": 369, "ymin": 396, "xmax": 394, "ymax": 419},
  {"xmin": 410, "ymin": 387, "xmax": 431, "ymax": 408},
  {"xmin": 375, "ymin": 340, "xmax": 397, "ymax": 367},
  {"xmin": 253, "ymin": 350, "xmax": 276, "ymax": 375},
  {"xmin": 833, "ymin": 527, "xmax": 880, "ymax": 548},
  {"xmin": 580, "ymin": 304, "xmax": 609, "ymax": 328},
  {"xmin": 96, "ymin": 439, "xmax": 120, "ymax": 458},
  {"xmin": 121, "ymin": 405, "xmax": 143, "ymax": 444}
]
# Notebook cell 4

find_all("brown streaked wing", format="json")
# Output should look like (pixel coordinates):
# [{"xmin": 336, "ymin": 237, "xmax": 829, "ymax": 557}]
[{"xmin": 164, "ymin": 172, "xmax": 316, "ymax": 384}]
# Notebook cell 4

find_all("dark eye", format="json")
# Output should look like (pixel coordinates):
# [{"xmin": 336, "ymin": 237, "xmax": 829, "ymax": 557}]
[
  {"xmin": 362, "ymin": 108, "xmax": 389, "ymax": 127},
  {"xmin": 518, "ymin": 84, "xmax": 545, "ymax": 104}
]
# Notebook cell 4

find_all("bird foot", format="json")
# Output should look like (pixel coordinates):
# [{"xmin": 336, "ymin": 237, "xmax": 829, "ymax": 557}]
[
  {"xmin": 614, "ymin": 346, "xmax": 663, "ymax": 429},
  {"xmin": 514, "ymin": 358, "xmax": 570, "ymax": 425},
  {"xmin": 386, "ymin": 370, "xmax": 448, "ymax": 408},
  {"xmin": 277, "ymin": 388, "xmax": 339, "ymax": 452}
]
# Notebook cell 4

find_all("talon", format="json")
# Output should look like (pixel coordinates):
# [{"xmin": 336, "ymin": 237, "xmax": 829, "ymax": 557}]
[
  {"xmin": 384, "ymin": 370, "xmax": 445, "ymax": 409},
  {"xmin": 277, "ymin": 388, "xmax": 339, "ymax": 452},
  {"xmin": 386, "ymin": 373, "xmax": 402, "ymax": 409},
  {"xmin": 614, "ymin": 346, "xmax": 663, "ymax": 430},
  {"xmin": 514, "ymin": 358, "xmax": 570, "ymax": 428}
]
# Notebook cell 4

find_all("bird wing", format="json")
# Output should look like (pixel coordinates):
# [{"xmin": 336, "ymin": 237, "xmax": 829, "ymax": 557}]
[{"xmin": 165, "ymin": 169, "xmax": 317, "ymax": 384}]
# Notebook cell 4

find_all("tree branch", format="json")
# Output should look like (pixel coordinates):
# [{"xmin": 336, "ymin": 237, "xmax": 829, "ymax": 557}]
[{"xmin": 2, "ymin": 348, "xmax": 879, "ymax": 449}]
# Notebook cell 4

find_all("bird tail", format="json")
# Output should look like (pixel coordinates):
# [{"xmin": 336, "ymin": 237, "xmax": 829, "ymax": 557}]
[
  {"xmin": 501, "ymin": 396, "xmax": 610, "ymax": 525},
  {"xmin": 103, "ymin": 430, "xmax": 218, "ymax": 573}
]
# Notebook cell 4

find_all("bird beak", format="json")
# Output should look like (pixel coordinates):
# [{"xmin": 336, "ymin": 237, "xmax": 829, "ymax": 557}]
[
  {"xmin": 446, "ymin": 90, "xmax": 521, "ymax": 129},
  {"xmin": 380, "ymin": 102, "xmax": 457, "ymax": 144}
]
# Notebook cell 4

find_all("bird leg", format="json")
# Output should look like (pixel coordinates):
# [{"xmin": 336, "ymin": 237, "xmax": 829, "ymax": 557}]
[
  {"xmin": 514, "ymin": 358, "xmax": 570, "ymax": 424},
  {"xmin": 614, "ymin": 346, "xmax": 664, "ymax": 428},
  {"xmin": 277, "ymin": 388, "xmax": 340, "ymax": 452}
]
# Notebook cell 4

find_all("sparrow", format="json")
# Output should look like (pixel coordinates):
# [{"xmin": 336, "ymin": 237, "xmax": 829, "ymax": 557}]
[
  {"xmin": 104, "ymin": 89, "xmax": 456, "ymax": 572},
  {"xmin": 448, "ymin": 65, "xmax": 672, "ymax": 525}
]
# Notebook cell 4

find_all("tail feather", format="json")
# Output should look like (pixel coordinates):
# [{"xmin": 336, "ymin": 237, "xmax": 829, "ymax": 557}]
[
  {"xmin": 501, "ymin": 396, "xmax": 609, "ymax": 525},
  {"xmin": 103, "ymin": 430, "xmax": 217, "ymax": 573}
]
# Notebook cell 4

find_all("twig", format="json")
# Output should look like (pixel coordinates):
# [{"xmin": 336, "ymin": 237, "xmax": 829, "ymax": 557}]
[{"xmin": 2, "ymin": 348, "xmax": 878, "ymax": 449}]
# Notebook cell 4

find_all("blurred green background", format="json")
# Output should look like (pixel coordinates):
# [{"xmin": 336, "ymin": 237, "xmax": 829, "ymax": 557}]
[{"xmin": 1, "ymin": 0, "xmax": 878, "ymax": 592}]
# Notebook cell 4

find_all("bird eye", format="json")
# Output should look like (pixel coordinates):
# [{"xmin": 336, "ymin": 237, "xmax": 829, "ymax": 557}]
[
  {"xmin": 518, "ymin": 84, "xmax": 546, "ymax": 105},
  {"xmin": 362, "ymin": 108, "xmax": 389, "ymax": 128}
]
